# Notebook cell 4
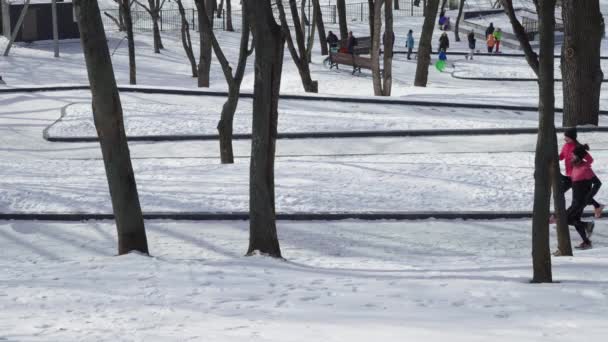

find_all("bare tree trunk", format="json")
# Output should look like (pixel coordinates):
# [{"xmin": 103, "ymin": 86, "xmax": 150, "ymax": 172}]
[
  {"xmin": 199, "ymin": 0, "xmax": 252, "ymax": 163},
  {"xmin": 551, "ymin": 154, "xmax": 573, "ymax": 256},
  {"xmin": 561, "ymin": 0, "xmax": 603, "ymax": 126},
  {"xmin": 383, "ymin": 0, "xmax": 393, "ymax": 95},
  {"xmin": 217, "ymin": 0, "xmax": 224, "ymax": 17},
  {"xmin": 243, "ymin": 0, "xmax": 284, "ymax": 258},
  {"xmin": 312, "ymin": 0, "xmax": 328, "ymax": 55},
  {"xmin": 368, "ymin": 0, "xmax": 374, "ymax": 39},
  {"xmin": 74, "ymin": 0, "xmax": 149, "ymax": 255},
  {"xmin": 134, "ymin": 0, "xmax": 165, "ymax": 52},
  {"xmin": 120, "ymin": 0, "xmax": 136, "ymax": 84},
  {"xmin": 337, "ymin": 0, "xmax": 348, "ymax": 40},
  {"xmin": 176, "ymin": 0, "xmax": 198, "ymax": 77},
  {"xmin": 501, "ymin": 0, "xmax": 539, "ymax": 74},
  {"xmin": 306, "ymin": 3, "xmax": 317, "ymax": 62},
  {"xmin": 454, "ymin": 0, "xmax": 465, "ymax": 41},
  {"xmin": 371, "ymin": 0, "xmax": 383, "ymax": 95},
  {"xmin": 440, "ymin": 0, "xmax": 448, "ymax": 12},
  {"xmin": 276, "ymin": 0, "xmax": 318, "ymax": 93},
  {"xmin": 226, "ymin": 0, "xmax": 234, "ymax": 31},
  {"xmin": 414, "ymin": 0, "xmax": 439, "ymax": 87},
  {"xmin": 195, "ymin": 0, "xmax": 216, "ymax": 87}
]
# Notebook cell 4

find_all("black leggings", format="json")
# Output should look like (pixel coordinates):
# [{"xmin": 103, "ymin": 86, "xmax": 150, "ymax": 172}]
[
  {"xmin": 568, "ymin": 180, "xmax": 593, "ymax": 243},
  {"xmin": 562, "ymin": 175, "xmax": 602, "ymax": 208}
]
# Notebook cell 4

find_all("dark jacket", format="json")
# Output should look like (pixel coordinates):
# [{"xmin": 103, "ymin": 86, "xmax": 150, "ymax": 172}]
[
  {"xmin": 485, "ymin": 24, "xmax": 495, "ymax": 37},
  {"xmin": 467, "ymin": 32, "xmax": 476, "ymax": 49},
  {"xmin": 327, "ymin": 32, "xmax": 339, "ymax": 48},
  {"xmin": 347, "ymin": 35, "xmax": 358, "ymax": 53},
  {"xmin": 439, "ymin": 34, "xmax": 449, "ymax": 51}
]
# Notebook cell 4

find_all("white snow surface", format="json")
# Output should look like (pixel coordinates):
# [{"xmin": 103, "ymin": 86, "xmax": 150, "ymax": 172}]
[{"xmin": 2, "ymin": 7, "xmax": 608, "ymax": 341}]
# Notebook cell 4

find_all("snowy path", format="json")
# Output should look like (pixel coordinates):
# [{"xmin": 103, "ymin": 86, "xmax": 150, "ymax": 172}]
[{"xmin": 2, "ymin": 219, "xmax": 608, "ymax": 341}]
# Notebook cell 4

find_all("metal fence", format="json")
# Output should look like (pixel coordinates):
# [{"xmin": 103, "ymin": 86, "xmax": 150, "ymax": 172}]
[
  {"xmin": 101, "ymin": 1, "xmax": 423, "ymax": 34},
  {"xmin": 101, "ymin": 8, "xmax": 225, "ymax": 33}
]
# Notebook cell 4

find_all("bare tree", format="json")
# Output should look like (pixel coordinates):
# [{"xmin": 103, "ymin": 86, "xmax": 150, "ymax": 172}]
[
  {"xmin": 337, "ymin": 0, "xmax": 348, "ymax": 39},
  {"xmin": 242, "ymin": 0, "xmax": 284, "ymax": 258},
  {"xmin": 217, "ymin": 0, "xmax": 224, "ymax": 17},
  {"xmin": 454, "ymin": 0, "xmax": 465, "ymax": 41},
  {"xmin": 368, "ymin": 0, "xmax": 374, "ymax": 39},
  {"xmin": 198, "ymin": 0, "xmax": 253, "ymax": 163},
  {"xmin": 561, "ymin": 0, "xmax": 603, "ymax": 126},
  {"xmin": 176, "ymin": 0, "xmax": 198, "ymax": 77},
  {"xmin": 305, "ymin": 1, "xmax": 318, "ymax": 62},
  {"xmin": 119, "ymin": 0, "xmax": 137, "ymax": 84},
  {"xmin": 501, "ymin": 0, "xmax": 558, "ymax": 281},
  {"xmin": 226, "ymin": 0, "xmax": 234, "ymax": 31},
  {"xmin": 440, "ymin": 0, "xmax": 448, "ymax": 12},
  {"xmin": 195, "ymin": 0, "xmax": 216, "ymax": 87},
  {"xmin": 133, "ymin": 0, "xmax": 166, "ymax": 53},
  {"xmin": 312, "ymin": 0, "xmax": 328, "ymax": 55},
  {"xmin": 371, "ymin": 0, "xmax": 393, "ymax": 96},
  {"xmin": 276, "ymin": 0, "xmax": 318, "ymax": 93},
  {"xmin": 73, "ymin": 0, "xmax": 149, "ymax": 255},
  {"xmin": 414, "ymin": 0, "xmax": 439, "ymax": 87}
]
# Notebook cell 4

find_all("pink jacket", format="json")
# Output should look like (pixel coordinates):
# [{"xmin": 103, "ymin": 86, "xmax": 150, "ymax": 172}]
[
  {"xmin": 560, "ymin": 142, "xmax": 594, "ymax": 176},
  {"xmin": 571, "ymin": 160, "xmax": 596, "ymax": 182}
]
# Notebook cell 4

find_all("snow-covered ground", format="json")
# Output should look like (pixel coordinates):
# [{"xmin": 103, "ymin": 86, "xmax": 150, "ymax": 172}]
[{"xmin": 2, "ymin": 4, "xmax": 608, "ymax": 341}]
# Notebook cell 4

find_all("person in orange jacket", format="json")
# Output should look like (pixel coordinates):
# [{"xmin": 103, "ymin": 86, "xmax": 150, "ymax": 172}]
[{"xmin": 486, "ymin": 33, "xmax": 496, "ymax": 53}]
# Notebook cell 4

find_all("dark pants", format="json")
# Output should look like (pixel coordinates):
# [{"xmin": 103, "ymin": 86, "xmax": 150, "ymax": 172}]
[
  {"xmin": 568, "ymin": 180, "xmax": 593, "ymax": 243},
  {"xmin": 487, "ymin": 46, "xmax": 494, "ymax": 53},
  {"xmin": 562, "ymin": 175, "xmax": 602, "ymax": 208},
  {"xmin": 407, "ymin": 47, "xmax": 413, "ymax": 59}
]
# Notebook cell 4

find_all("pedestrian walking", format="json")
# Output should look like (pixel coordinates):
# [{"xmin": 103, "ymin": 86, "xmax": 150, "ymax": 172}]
[
  {"xmin": 327, "ymin": 31, "xmax": 339, "ymax": 52},
  {"xmin": 406, "ymin": 30, "xmax": 415, "ymax": 60},
  {"xmin": 486, "ymin": 33, "xmax": 496, "ymax": 53},
  {"xmin": 493, "ymin": 28, "xmax": 503, "ymax": 53},
  {"xmin": 485, "ymin": 22, "xmax": 495, "ymax": 37},
  {"xmin": 466, "ymin": 31, "xmax": 476, "ymax": 60},
  {"xmin": 439, "ymin": 32, "xmax": 449, "ymax": 53}
]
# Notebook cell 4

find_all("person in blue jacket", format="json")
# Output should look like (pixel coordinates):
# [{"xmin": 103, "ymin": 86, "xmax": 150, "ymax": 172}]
[{"xmin": 406, "ymin": 30, "xmax": 415, "ymax": 60}]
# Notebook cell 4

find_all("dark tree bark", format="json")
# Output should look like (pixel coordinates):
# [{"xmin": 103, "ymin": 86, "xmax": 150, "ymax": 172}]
[
  {"xmin": 242, "ymin": 0, "xmax": 284, "ymax": 258},
  {"xmin": 501, "ymin": 0, "xmax": 539, "ymax": 74},
  {"xmin": 226, "ymin": 0, "xmax": 234, "ymax": 31},
  {"xmin": 394, "ymin": 0, "xmax": 399, "ymax": 10},
  {"xmin": 198, "ymin": 0, "xmax": 253, "ymax": 163},
  {"xmin": 195, "ymin": 0, "xmax": 216, "ymax": 87},
  {"xmin": 440, "ymin": 0, "xmax": 448, "ymax": 12},
  {"xmin": 551, "ymin": 154, "xmax": 573, "ymax": 256},
  {"xmin": 120, "ymin": 0, "xmax": 136, "ymax": 84},
  {"xmin": 312, "ymin": 0, "xmax": 328, "ymax": 55},
  {"xmin": 561, "ymin": 0, "xmax": 603, "ymax": 126},
  {"xmin": 306, "ymin": 2, "xmax": 317, "ymax": 62},
  {"xmin": 134, "ymin": 0, "xmax": 165, "ymax": 53},
  {"xmin": 454, "ymin": 0, "xmax": 465, "ymax": 41},
  {"xmin": 414, "ymin": 0, "xmax": 439, "ymax": 87},
  {"xmin": 337, "ymin": 0, "xmax": 348, "ymax": 40},
  {"xmin": 176, "ymin": 0, "xmax": 198, "ymax": 77},
  {"xmin": 74, "ymin": 0, "xmax": 149, "ymax": 255},
  {"xmin": 502, "ymin": 0, "xmax": 555, "ymax": 282},
  {"xmin": 276, "ymin": 0, "xmax": 318, "ymax": 93},
  {"xmin": 371, "ymin": 0, "xmax": 393, "ymax": 96},
  {"xmin": 217, "ymin": 0, "xmax": 224, "ymax": 17},
  {"xmin": 368, "ymin": 0, "xmax": 374, "ymax": 39}
]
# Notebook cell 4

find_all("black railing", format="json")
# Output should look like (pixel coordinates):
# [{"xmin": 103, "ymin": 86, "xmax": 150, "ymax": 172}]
[{"xmin": 101, "ymin": 1, "xmax": 423, "ymax": 33}]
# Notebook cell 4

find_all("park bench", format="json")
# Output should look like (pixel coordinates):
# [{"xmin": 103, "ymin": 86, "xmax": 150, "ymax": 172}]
[
  {"xmin": 328, "ymin": 52, "xmax": 374, "ymax": 75},
  {"xmin": 338, "ymin": 36, "xmax": 372, "ymax": 55}
]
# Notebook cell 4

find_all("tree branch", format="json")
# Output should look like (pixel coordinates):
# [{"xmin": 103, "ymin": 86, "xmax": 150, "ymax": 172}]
[{"xmin": 500, "ymin": 0, "xmax": 539, "ymax": 76}]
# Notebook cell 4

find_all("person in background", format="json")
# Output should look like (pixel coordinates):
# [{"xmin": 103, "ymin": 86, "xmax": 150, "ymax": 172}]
[
  {"xmin": 439, "ymin": 32, "xmax": 449, "ymax": 53},
  {"xmin": 327, "ymin": 30, "xmax": 339, "ymax": 53},
  {"xmin": 486, "ymin": 32, "xmax": 496, "ymax": 53},
  {"xmin": 406, "ymin": 29, "xmax": 415, "ymax": 60},
  {"xmin": 493, "ymin": 28, "xmax": 503, "ymax": 53},
  {"xmin": 466, "ymin": 31, "xmax": 476, "ymax": 60},
  {"xmin": 485, "ymin": 22, "xmax": 495, "ymax": 37},
  {"xmin": 346, "ymin": 31, "xmax": 358, "ymax": 54},
  {"xmin": 438, "ymin": 11, "xmax": 450, "ymax": 31}
]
